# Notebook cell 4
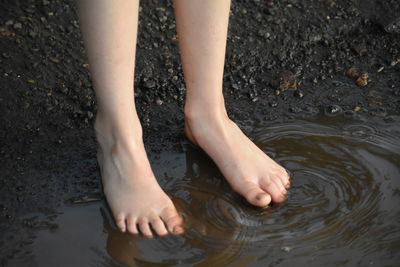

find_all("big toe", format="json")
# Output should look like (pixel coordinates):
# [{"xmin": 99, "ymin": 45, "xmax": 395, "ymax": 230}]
[
  {"xmin": 235, "ymin": 181, "xmax": 272, "ymax": 207},
  {"xmin": 160, "ymin": 206, "xmax": 184, "ymax": 235},
  {"xmin": 260, "ymin": 178, "xmax": 286, "ymax": 203}
]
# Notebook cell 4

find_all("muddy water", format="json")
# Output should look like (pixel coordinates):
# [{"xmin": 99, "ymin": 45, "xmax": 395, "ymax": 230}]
[{"xmin": 27, "ymin": 115, "xmax": 400, "ymax": 266}]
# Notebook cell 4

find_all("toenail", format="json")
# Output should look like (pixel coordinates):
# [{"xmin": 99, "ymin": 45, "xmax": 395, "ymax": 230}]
[
  {"xmin": 173, "ymin": 226, "xmax": 184, "ymax": 234},
  {"xmin": 256, "ymin": 193, "xmax": 269, "ymax": 201}
]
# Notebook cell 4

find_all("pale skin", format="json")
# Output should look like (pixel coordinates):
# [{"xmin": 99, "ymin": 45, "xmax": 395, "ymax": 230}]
[{"xmin": 75, "ymin": 0, "xmax": 291, "ymax": 237}]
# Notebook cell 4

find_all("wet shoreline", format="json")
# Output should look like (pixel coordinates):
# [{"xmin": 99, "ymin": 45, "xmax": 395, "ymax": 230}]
[{"xmin": 3, "ymin": 113, "xmax": 400, "ymax": 266}]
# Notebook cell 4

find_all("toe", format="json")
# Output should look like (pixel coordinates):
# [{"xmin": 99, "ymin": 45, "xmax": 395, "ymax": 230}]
[
  {"xmin": 150, "ymin": 215, "xmax": 169, "ymax": 237},
  {"xmin": 234, "ymin": 180, "xmax": 272, "ymax": 207},
  {"xmin": 138, "ymin": 218, "xmax": 153, "ymax": 238},
  {"xmin": 115, "ymin": 213, "xmax": 127, "ymax": 232},
  {"xmin": 160, "ymin": 206, "xmax": 184, "ymax": 235},
  {"xmin": 127, "ymin": 216, "xmax": 138, "ymax": 234},
  {"xmin": 280, "ymin": 168, "xmax": 291, "ymax": 189},
  {"xmin": 260, "ymin": 178, "xmax": 286, "ymax": 203},
  {"xmin": 274, "ymin": 177, "xmax": 287, "ymax": 197}
]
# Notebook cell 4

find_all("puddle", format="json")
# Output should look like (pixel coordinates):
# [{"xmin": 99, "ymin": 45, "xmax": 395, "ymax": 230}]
[{"xmin": 15, "ymin": 115, "xmax": 400, "ymax": 266}]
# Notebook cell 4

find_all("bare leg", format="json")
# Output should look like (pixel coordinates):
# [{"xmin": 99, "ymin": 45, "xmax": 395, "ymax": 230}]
[
  {"xmin": 76, "ymin": 0, "xmax": 183, "ymax": 237},
  {"xmin": 173, "ymin": 0, "xmax": 290, "ymax": 207}
]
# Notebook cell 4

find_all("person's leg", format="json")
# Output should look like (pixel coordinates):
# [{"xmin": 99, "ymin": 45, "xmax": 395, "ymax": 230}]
[
  {"xmin": 172, "ymin": 0, "xmax": 290, "ymax": 207},
  {"xmin": 75, "ymin": 0, "xmax": 183, "ymax": 237}
]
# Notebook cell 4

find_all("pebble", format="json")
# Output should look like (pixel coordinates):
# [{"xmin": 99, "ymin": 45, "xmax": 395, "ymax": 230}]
[
  {"xmin": 289, "ymin": 106, "xmax": 302, "ymax": 113},
  {"xmin": 144, "ymin": 79, "xmax": 156, "ymax": 89},
  {"xmin": 87, "ymin": 111, "xmax": 93, "ymax": 119},
  {"xmin": 294, "ymin": 89, "xmax": 304, "ymax": 98},
  {"xmin": 13, "ymin": 22, "xmax": 22, "ymax": 29},
  {"xmin": 355, "ymin": 72, "xmax": 368, "ymax": 86},
  {"xmin": 49, "ymin": 57, "xmax": 60, "ymax": 63},
  {"xmin": 269, "ymin": 101, "xmax": 278, "ymax": 107},
  {"xmin": 346, "ymin": 66, "xmax": 359, "ymax": 79},
  {"xmin": 326, "ymin": 105, "xmax": 342, "ymax": 115}
]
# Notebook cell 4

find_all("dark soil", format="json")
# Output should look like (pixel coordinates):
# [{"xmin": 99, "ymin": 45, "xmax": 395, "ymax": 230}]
[{"xmin": 0, "ymin": 0, "xmax": 399, "ymax": 265}]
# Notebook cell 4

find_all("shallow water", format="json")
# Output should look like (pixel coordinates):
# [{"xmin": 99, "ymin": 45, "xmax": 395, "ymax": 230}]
[{"xmin": 25, "ymin": 115, "xmax": 400, "ymax": 266}]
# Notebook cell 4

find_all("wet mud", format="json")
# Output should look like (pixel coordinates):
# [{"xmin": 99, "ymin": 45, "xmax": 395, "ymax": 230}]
[{"xmin": 5, "ymin": 114, "xmax": 400, "ymax": 266}]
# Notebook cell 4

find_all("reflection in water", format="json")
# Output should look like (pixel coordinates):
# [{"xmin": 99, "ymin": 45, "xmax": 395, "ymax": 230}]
[{"xmin": 32, "ymin": 115, "xmax": 400, "ymax": 266}]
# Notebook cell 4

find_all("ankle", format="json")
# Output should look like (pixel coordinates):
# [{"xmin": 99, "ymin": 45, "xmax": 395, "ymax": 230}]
[
  {"xmin": 94, "ymin": 113, "xmax": 143, "ymax": 151},
  {"xmin": 184, "ymin": 102, "xmax": 228, "ymax": 125}
]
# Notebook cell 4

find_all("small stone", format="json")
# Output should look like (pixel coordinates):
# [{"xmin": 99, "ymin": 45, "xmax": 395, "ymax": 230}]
[
  {"xmin": 279, "ymin": 81, "xmax": 290, "ymax": 89},
  {"xmin": 346, "ymin": 66, "xmax": 359, "ymax": 78},
  {"xmin": 171, "ymin": 34, "xmax": 178, "ymax": 41},
  {"xmin": 49, "ymin": 57, "xmax": 60, "ymax": 63},
  {"xmin": 156, "ymin": 99, "xmax": 163, "ymax": 105},
  {"xmin": 144, "ymin": 79, "xmax": 156, "ymax": 89},
  {"xmin": 29, "ymin": 30, "xmax": 37, "ymax": 37},
  {"xmin": 281, "ymin": 246, "xmax": 292, "ymax": 252},
  {"xmin": 368, "ymin": 102, "xmax": 382, "ymax": 107},
  {"xmin": 354, "ymin": 106, "xmax": 362, "ymax": 112},
  {"xmin": 269, "ymin": 101, "xmax": 278, "ymax": 107},
  {"xmin": 355, "ymin": 72, "xmax": 368, "ymax": 86},
  {"xmin": 289, "ymin": 106, "xmax": 302, "ymax": 113},
  {"xmin": 232, "ymin": 83, "xmax": 239, "ymax": 90},
  {"xmin": 13, "ymin": 22, "xmax": 22, "ymax": 29},
  {"xmin": 309, "ymin": 34, "xmax": 322, "ymax": 43},
  {"xmin": 294, "ymin": 89, "xmax": 304, "ymax": 98},
  {"xmin": 326, "ymin": 105, "xmax": 342, "ymax": 115}
]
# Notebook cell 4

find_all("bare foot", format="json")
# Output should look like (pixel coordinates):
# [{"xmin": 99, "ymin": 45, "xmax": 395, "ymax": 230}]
[
  {"xmin": 95, "ymin": 118, "xmax": 184, "ymax": 237},
  {"xmin": 184, "ymin": 110, "xmax": 290, "ymax": 207}
]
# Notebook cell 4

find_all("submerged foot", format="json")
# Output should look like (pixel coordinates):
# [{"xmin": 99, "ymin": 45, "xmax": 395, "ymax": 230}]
[
  {"xmin": 95, "ymin": 118, "xmax": 184, "ymax": 237},
  {"xmin": 184, "ymin": 109, "xmax": 291, "ymax": 207}
]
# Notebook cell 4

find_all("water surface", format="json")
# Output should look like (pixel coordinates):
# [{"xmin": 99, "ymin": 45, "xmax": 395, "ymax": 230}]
[{"xmin": 28, "ymin": 114, "xmax": 400, "ymax": 266}]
